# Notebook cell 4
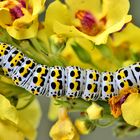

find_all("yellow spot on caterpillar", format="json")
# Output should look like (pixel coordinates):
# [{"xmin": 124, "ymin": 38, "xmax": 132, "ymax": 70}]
[
  {"xmin": 20, "ymin": 61, "xmax": 34, "ymax": 77},
  {"xmin": 0, "ymin": 44, "xmax": 8, "ymax": 56},
  {"xmin": 35, "ymin": 67, "xmax": 46, "ymax": 86},
  {"xmin": 89, "ymin": 84, "xmax": 96, "ymax": 93},
  {"xmin": 10, "ymin": 52, "xmax": 24, "ymax": 66}
]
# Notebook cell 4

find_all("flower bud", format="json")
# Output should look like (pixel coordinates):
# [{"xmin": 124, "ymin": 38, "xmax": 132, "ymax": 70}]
[
  {"xmin": 75, "ymin": 118, "xmax": 96, "ymax": 135},
  {"xmin": 49, "ymin": 34, "xmax": 67, "ymax": 53},
  {"xmin": 86, "ymin": 102, "xmax": 103, "ymax": 120},
  {"xmin": 49, "ymin": 108, "xmax": 80, "ymax": 140}
]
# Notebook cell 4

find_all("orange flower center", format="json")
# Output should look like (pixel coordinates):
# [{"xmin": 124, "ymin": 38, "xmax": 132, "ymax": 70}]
[{"xmin": 75, "ymin": 10, "xmax": 106, "ymax": 36}]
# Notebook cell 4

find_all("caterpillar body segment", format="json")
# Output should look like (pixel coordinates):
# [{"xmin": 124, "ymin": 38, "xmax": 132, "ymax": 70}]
[
  {"xmin": 0, "ymin": 43, "xmax": 14, "ymax": 65},
  {"xmin": 115, "ymin": 66, "xmax": 137, "ymax": 90},
  {"xmin": 65, "ymin": 66, "xmax": 85, "ymax": 99},
  {"xmin": 11, "ymin": 57, "xmax": 36, "ymax": 88},
  {"xmin": 49, "ymin": 66, "xmax": 65, "ymax": 98},
  {"xmin": 0, "ymin": 42, "xmax": 140, "ymax": 101},
  {"xmin": 26, "ymin": 64, "xmax": 50, "ymax": 96},
  {"xmin": 82, "ymin": 69, "xmax": 101, "ymax": 101},
  {"xmin": 2, "ymin": 48, "xmax": 25, "ymax": 77},
  {"xmin": 100, "ymin": 72, "xmax": 118, "ymax": 100},
  {"xmin": 130, "ymin": 62, "xmax": 140, "ymax": 87}
]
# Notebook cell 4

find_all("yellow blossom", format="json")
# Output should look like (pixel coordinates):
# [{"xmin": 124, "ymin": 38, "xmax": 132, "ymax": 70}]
[
  {"xmin": 45, "ymin": 0, "xmax": 131, "ymax": 45},
  {"xmin": 109, "ymin": 87, "xmax": 138, "ymax": 118},
  {"xmin": 0, "ymin": 94, "xmax": 18, "ymax": 124},
  {"xmin": 111, "ymin": 23, "xmax": 140, "ymax": 54},
  {"xmin": 86, "ymin": 102, "xmax": 103, "ymax": 120},
  {"xmin": 0, "ymin": 94, "xmax": 41, "ymax": 140},
  {"xmin": 121, "ymin": 91, "xmax": 140, "ymax": 127},
  {"xmin": 50, "ymin": 108, "xmax": 80, "ymax": 140},
  {"xmin": 17, "ymin": 98, "xmax": 42, "ymax": 140},
  {"xmin": 0, "ymin": 0, "xmax": 46, "ymax": 39},
  {"xmin": 107, "ymin": 23, "xmax": 140, "ymax": 66}
]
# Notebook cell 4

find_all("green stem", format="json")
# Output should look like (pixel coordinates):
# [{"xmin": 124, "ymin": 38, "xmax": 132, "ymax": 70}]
[
  {"xmin": 95, "ymin": 118, "xmax": 115, "ymax": 128},
  {"xmin": 30, "ymin": 38, "xmax": 44, "ymax": 52}
]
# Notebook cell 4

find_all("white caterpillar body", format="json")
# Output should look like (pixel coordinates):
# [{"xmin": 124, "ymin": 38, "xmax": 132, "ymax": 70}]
[{"xmin": 0, "ymin": 42, "xmax": 139, "ymax": 101}]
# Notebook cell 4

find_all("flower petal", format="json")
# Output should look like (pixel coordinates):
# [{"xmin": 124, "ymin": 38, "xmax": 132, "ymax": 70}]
[
  {"xmin": 103, "ymin": 0, "xmax": 130, "ymax": 27},
  {"xmin": 54, "ymin": 14, "xmax": 131, "ymax": 45},
  {"xmin": 112, "ymin": 23, "xmax": 140, "ymax": 53},
  {"xmin": 17, "ymin": 98, "xmax": 41, "ymax": 140},
  {"xmin": 29, "ymin": 0, "xmax": 46, "ymax": 16},
  {"xmin": 45, "ymin": 0, "xmax": 70, "ymax": 36},
  {"xmin": 0, "ymin": 94, "xmax": 18, "ymax": 124},
  {"xmin": 6, "ymin": 18, "xmax": 38, "ymax": 40},
  {"xmin": 0, "ymin": 8, "xmax": 13, "ymax": 28},
  {"xmin": 0, "ymin": 120, "xmax": 24, "ymax": 140},
  {"xmin": 66, "ymin": 0, "xmax": 103, "ymax": 18},
  {"xmin": 50, "ymin": 108, "xmax": 80, "ymax": 140},
  {"xmin": 121, "ymin": 92, "xmax": 140, "ymax": 127}
]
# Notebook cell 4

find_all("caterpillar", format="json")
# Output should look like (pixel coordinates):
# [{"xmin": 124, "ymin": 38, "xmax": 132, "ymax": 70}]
[{"xmin": 0, "ymin": 42, "xmax": 140, "ymax": 101}]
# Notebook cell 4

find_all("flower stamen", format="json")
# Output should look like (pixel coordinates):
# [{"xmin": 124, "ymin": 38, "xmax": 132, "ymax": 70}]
[
  {"xmin": 75, "ymin": 10, "xmax": 106, "ymax": 36},
  {"xmin": 10, "ymin": 5, "xmax": 24, "ymax": 20}
]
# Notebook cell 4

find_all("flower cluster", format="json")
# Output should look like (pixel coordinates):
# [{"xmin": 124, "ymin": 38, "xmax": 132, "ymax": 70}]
[{"xmin": 0, "ymin": 0, "xmax": 140, "ymax": 140}]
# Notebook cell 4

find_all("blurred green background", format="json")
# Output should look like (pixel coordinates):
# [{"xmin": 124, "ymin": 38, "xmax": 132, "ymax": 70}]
[{"xmin": 37, "ymin": 0, "xmax": 140, "ymax": 140}]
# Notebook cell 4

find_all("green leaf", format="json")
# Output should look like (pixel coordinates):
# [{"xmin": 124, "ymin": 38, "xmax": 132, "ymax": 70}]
[
  {"xmin": 95, "ymin": 44, "xmax": 121, "ymax": 68},
  {"xmin": 71, "ymin": 42, "xmax": 92, "ymax": 64}
]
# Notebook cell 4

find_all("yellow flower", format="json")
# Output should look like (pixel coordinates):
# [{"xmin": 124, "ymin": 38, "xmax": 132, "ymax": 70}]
[
  {"xmin": 121, "ymin": 91, "xmax": 140, "ymax": 127},
  {"xmin": 111, "ymin": 23, "xmax": 140, "ymax": 54},
  {"xmin": 60, "ymin": 37, "xmax": 116, "ymax": 70},
  {"xmin": 0, "ymin": 94, "xmax": 18, "ymax": 124},
  {"xmin": 50, "ymin": 108, "xmax": 80, "ymax": 140},
  {"xmin": 45, "ymin": 0, "xmax": 131, "ymax": 45},
  {"xmin": 0, "ymin": 94, "xmax": 41, "ymax": 140},
  {"xmin": 109, "ymin": 87, "xmax": 138, "ymax": 118},
  {"xmin": 86, "ymin": 102, "xmax": 103, "ymax": 120},
  {"xmin": 0, "ymin": 0, "xmax": 46, "ymax": 40},
  {"xmin": 17, "ymin": 97, "xmax": 42, "ymax": 140},
  {"xmin": 107, "ymin": 23, "xmax": 140, "ymax": 66}
]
